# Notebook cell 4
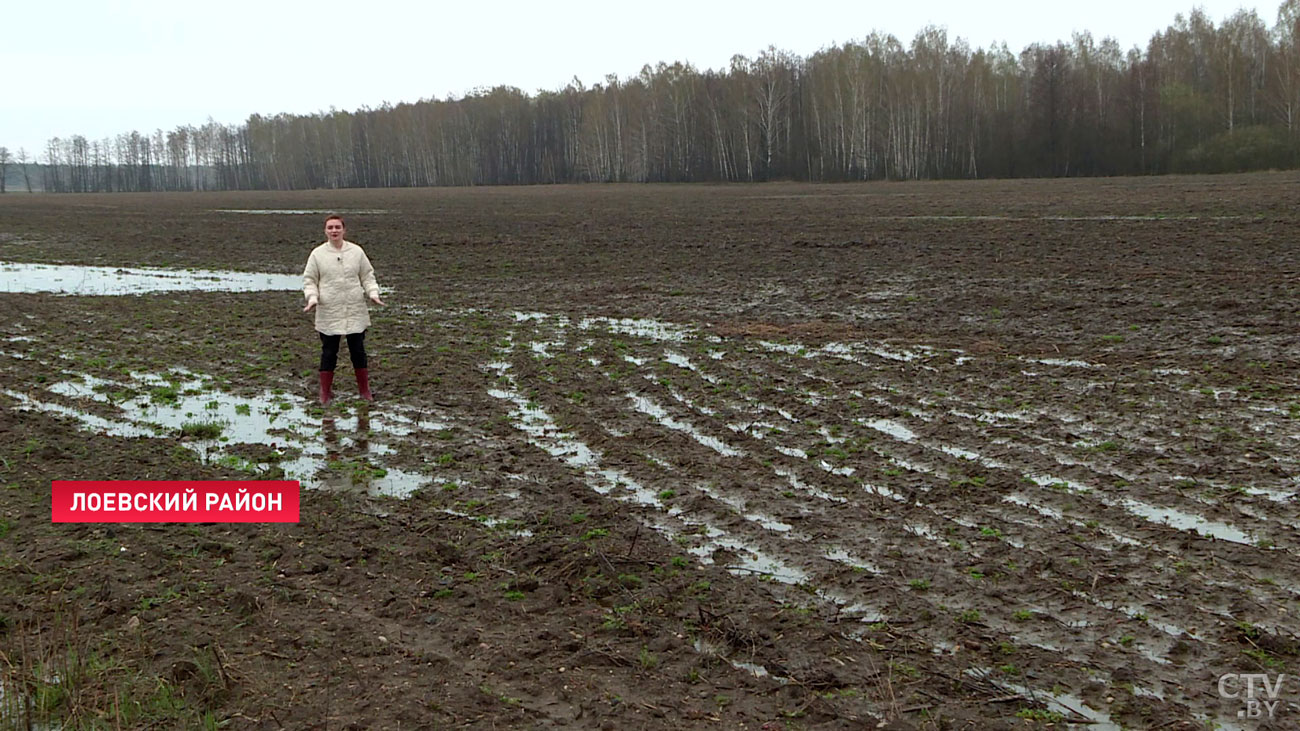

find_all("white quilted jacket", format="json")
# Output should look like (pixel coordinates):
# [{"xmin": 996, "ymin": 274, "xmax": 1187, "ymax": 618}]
[{"xmin": 302, "ymin": 240, "xmax": 380, "ymax": 335}]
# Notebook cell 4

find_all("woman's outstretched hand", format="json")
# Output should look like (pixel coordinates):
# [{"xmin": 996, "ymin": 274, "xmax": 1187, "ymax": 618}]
[
  {"xmin": 370, "ymin": 294, "xmax": 386, "ymax": 306},
  {"xmin": 303, "ymin": 296, "xmax": 318, "ymax": 312}
]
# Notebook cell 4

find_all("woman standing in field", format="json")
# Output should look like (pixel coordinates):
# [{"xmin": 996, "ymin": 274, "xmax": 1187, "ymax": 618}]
[{"xmin": 303, "ymin": 214, "xmax": 384, "ymax": 404}]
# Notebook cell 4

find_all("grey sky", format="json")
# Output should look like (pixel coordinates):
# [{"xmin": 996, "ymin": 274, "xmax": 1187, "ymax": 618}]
[{"xmin": 1, "ymin": 0, "xmax": 1273, "ymax": 158}]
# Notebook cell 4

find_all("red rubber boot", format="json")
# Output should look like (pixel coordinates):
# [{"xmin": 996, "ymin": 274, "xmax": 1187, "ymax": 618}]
[
  {"xmin": 319, "ymin": 371, "xmax": 334, "ymax": 405},
  {"xmin": 356, "ymin": 368, "xmax": 373, "ymax": 402}
]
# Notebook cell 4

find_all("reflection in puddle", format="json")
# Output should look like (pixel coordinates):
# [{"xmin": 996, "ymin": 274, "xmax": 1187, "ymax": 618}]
[
  {"xmin": 1002, "ymin": 494, "xmax": 1142, "ymax": 547},
  {"xmin": 576, "ymin": 315, "xmax": 694, "ymax": 342},
  {"xmin": 949, "ymin": 408, "xmax": 1031, "ymax": 424},
  {"xmin": 664, "ymin": 350, "xmax": 720, "ymax": 383},
  {"xmin": 819, "ymin": 460, "xmax": 855, "ymax": 477},
  {"xmin": 853, "ymin": 409, "xmax": 1261, "ymax": 547},
  {"xmin": 697, "ymin": 483, "xmax": 793, "ymax": 532},
  {"xmin": 627, "ymin": 393, "xmax": 744, "ymax": 457},
  {"xmin": 441, "ymin": 508, "xmax": 533, "ymax": 537},
  {"xmin": 824, "ymin": 547, "xmax": 882, "ymax": 574},
  {"xmin": 774, "ymin": 445, "xmax": 808, "ymax": 459},
  {"xmin": 13, "ymin": 370, "xmax": 426, "ymax": 497},
  {"xmin": 0, "ymin": 261, "xmax": 301, "ymax": 295},
  {"xmin": 863, "ymin": 418, "xmax": 917, "ymax": 442},
  {"xmin": 965, "ymin": 668, "xmax": 1119, "ymax": 730},
  {"xmin": 758, "ymin": 341, "xmax": 805, "ymax": 356},
  {"xmin": 686, "ymin": 535, "xmax": 809, "ymax": 584},
  {"xmin": 1027, "ymin": 358, "xmax": 1104, "ymax": 369},
  {"xmin": 772, "ymin": 467, "xmax": 846, "ymax": 503},
  {"xmin": 1023, "ymin": 473, "xmax": 1256, "ymax": 545},
  {"xmin": 1117, "ymin": 497, "xmax": 1254, "ymax": 545},
  {"xmin": 486, "ymin": 350, "xmax": 660, "ymax": 508},
  {"xmin": 659, "ymin": 383, "xmax": 719, "ymax": 417}
]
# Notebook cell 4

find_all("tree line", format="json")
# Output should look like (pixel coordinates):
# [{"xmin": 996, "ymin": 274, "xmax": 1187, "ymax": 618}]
[{"xmin": 18, "ymin": 2, "xmax": 1300, "ymax": 192}]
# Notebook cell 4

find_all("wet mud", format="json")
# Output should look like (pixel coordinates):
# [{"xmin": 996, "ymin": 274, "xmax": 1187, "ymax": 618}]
[{"xmin": 2, "ymin": 174, "xmax": 1299, "ymax": 728}]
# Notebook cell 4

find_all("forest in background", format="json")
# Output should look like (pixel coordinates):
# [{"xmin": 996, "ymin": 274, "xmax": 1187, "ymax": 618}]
[{"xmin": 7, "ymin": 3, "xmax": 1300, "ymax": 192}]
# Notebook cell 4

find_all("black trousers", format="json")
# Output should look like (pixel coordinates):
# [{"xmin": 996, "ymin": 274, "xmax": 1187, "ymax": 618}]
[{"xmin": 319, "ymin": 331, "xmax": 367, "ymax": 372}]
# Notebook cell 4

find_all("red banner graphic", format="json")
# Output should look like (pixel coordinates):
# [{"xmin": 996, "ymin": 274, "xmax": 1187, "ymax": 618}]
[{"xmin": 52, "ymin": 481, "xmax": 300, "ymax": 523}]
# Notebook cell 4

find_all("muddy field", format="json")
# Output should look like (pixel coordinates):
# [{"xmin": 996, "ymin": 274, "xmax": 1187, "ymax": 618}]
[{"xmin": 1, "ymin": 174, "xmax": 1299, "ymax": 729}]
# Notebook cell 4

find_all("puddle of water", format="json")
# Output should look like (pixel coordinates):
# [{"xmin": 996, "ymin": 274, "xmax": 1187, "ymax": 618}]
[
  {"xmin": 1132, "ymin": 684, "xmax": 1166, "ymax": 702},
  {"xmin": 818, "ymin": 460, "xmax": 855, "ymax": 477},
  {"xmin": 1120, "ymin": 607, "xmax": 1202, "ymax": 643},
  {"xmin": 863, "ymin": 418, "xmax": 917, "ymax": 442},
  {"xmin": 627, "ymin": 393, "xmax": 744, "ymax": 457},
  {"xmin": 6, "ymin": 389, "xmax": 158, "ymax": 439},
  {"xmin": 1116, "ymin": 498, "xmax": 1254, "ymax": 545},
  {"xmin": 687, "ymin": 535, "xmax": 810, "ymax": 584},
  {"xmin": 904, "ymin": 523, "xmax": 942, "ymax": 541},
  {"xmin": 964, "ymin": 669, "xmax": 1119, "ymax": 730},
  {"xmin": 215, "ymin": 208, "xmax": 389, "ymax": 214},
  {"xmin": 664, "ymin": 351, "xmax": 693, "ymax": 369},
  {"xmin": 861, "ymin": 481, "xmax": 907, "ymax": 502},
  {"xmin": 487, "ymin": 387, "xmax": 599, "ymax": 468},
  {"xmin": 824, "ymin": 547, "xmax": 883, "ymax": 574},
  {"xmin": 1023, "ymin": 473, "xmax": 1256, "ymax": 545},
  {"xmin": 982, "ymin": 671, "xmax": 1118, "ymax": 723},
  {"xmin": 693, "ymin": 638, "xmax": 790, "ymax": 684},
  {"xmin": 937, "ymin": 444, "xmax": 1001, "ymax": 466},
  {"xmin": 16, "ymin": 370, "xmax": 426, "ymax": 497},
  {"xmin": 529, "ymin": 341, "xmax": 558, "ymax": 358},
  {"xmin": 1, "ymin": 261, "xmax": 301, "ymax": 296},
  {"xmin": 487, "ymin": 355, "xmax": 661, "ymax": 508},
  {"xmin": 758, "ymin": 340, "xmax": 807, "ymax": 356},
  {"xmin": 949, "ymin": 408, "xmax": 1031, "ymax": 424},
  {"xmin": 1027, "ymin": 358, "xmax": 1104, "ymax": 368},
  {"xmin": 577, "ymin": 316, "xmax": 693, "ymax": 342},
  {"xmin": 665, "ymin": 386, "xmax": 717, "ymax": 417},
  {"xmin": 772, "ymin": 467, "xmax": 847, "ymax": 503},
  {"xmin": 697, "ymin": 483, "xmax": 794, "ymax": 532},
  {"xmin": 949, "ymin": 515, "xmax": 1025, "ymax": 548},
  {"xmin": 1184, "ymin": 475, "xmax": 1296, "ymax": 502},
  {"xmin": 512, "ymin": 311, "xmax": 549, "ymax": 322},
  {"xmin": 441, "ymin": 508, "xmax": 533, "ymax": 537},
  {"xmin": 665, "ymin": 350, "xmax": 720, "ymax": 383},
  {"xmin": 1002, "ymin": 494, "xmax": 1142, "ymax": 547},
  {"xmin": 726, "ymin": 421, "xmax": 776, "ymax": 439},
  {"xmin": 817, "ymin": 426, "xmax": 846, "ymax": 445},
  {"xmin": 645, "ymin": 454, "xmax": 674, "ymax": 470},
  {"xmin": 866, "ymin": 346, "xmax": 926, "ymax": 363}
]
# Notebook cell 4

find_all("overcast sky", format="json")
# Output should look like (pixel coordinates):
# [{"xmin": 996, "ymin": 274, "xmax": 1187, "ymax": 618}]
[{"xmin": 1, "ymin": 0, "xmax": 1274, "ymax": 158}]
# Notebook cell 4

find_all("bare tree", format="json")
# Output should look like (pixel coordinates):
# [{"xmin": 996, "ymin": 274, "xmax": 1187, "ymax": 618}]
[
  {"xmin": 16, "ymin": 148, "xmax": 32, "ymax": 192},
  {"xmin": 27, "ymin": 3, "xmax": 1300, "ymax": 189},
  {"xmin": 0, "ymin": 146, "xmax": 9, "ymax": 192}
]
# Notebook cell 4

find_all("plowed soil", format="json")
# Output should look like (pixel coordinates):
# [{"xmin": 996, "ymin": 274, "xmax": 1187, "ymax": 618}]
[{"xmin": 2, "ymin": 174, "xmax": 1299, "ymax": 729}]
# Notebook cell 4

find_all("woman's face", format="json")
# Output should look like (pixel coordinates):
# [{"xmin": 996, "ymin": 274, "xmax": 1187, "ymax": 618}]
[{"xmin": 325, "ymin": 219, "xmax": 345, "ymax": 244}]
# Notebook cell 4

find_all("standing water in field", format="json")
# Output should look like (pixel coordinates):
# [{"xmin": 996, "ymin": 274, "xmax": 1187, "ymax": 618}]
[{"xmin": 0, "ymin": 261, "xmax": 301, "ymax": 295}]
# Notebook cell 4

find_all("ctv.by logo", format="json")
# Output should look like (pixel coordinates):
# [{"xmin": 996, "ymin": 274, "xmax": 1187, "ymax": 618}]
[{"xmin": 1218, "ymin": 673, "xmax": 1289, "ymax": 720}]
